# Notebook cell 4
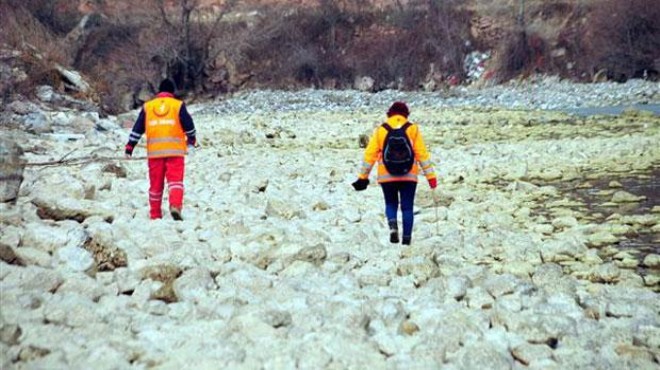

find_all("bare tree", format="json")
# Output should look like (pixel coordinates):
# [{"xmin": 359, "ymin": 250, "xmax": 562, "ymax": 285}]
[
  {"xmin": 152, "ymin": 0, "xmax": 239, "ymax": 91},
  {"xmin": 584, "ymin": 0, "xmax": 660, "ymax": 81}
]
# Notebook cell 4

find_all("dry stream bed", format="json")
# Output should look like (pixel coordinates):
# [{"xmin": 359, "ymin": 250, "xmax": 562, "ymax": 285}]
[{"xmin": 1, "ymin": 102, "xmax": 659, "ymax": 368}]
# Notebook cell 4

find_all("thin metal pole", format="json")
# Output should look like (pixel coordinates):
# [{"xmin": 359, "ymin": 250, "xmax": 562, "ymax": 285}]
[
  {"xmin": 518, "ymin": 0, "xmax": 525, "ymax": 27},
  {"xmin": 432, "ymin": 189, "xmax": 440, "ymax": 235}
]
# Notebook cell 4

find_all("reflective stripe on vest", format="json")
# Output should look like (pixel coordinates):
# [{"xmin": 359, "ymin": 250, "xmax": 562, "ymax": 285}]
[
  {"xmin": 144, "ymin": 97, "xmax": 186, "ymax": 158},
  {"xmin": 377, "ymin": 173, "xmax": 418, "ymax": 182},
  {"xmin": 147, "ymin": 137, "xmax": 185, "ymax": 144}
]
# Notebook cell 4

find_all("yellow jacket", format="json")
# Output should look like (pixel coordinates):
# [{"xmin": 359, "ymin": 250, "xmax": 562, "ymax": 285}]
[
  {"xmin": 358, "ymin": 114, "xmax": 436, "ymax": 183},
  {"xmin": 144, "ymin": 97, "xmax": 186, "ymax": 158}
]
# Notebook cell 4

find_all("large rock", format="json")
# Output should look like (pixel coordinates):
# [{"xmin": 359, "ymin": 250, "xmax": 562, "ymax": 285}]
[
  {"xmin": 36, "ymin": 85, "xmax": 55, "ymax": 102},
  {"xmin": 1, "ymin": 265, "xmax": 63, "ymax": 293},
  {"xmin": 611, "ymin": 190, "xmax": 645, "ymax": 203},
  {"xmin": 0, "ymin": 137, "xmax": 25, "ymax": 203},
  {"xmin": 642, "ymin": 254, "xmax": 660, "ymax": 268},
  {"xmin": 55, "ymin": 245, "xmax": 95, "ymax": 272},
  {"xmin": 21, "ymin": 220, "xmax": 88, "ymax": 253},
  {"xmin": 354, "ymin": 76, "xmax": 375, "ymax": 92},
  {"xmin": 396, "ymin": 256, "xmax": 440, "ymax": 286},
  {"xmin": 31, "ymin": 197, "xmax": 114, "ymax": 223},
  {"xmin": 540, "ymin": 239, "xmax": 587, "ymax": 263},
  {"xmin": 445, "ymin": 275, "xmax": 470, "ymax": 300},
  {"xmin": 453, "ymin": 339, "xmax": 514, "ymax": 369},
  {"xmin": 13, "ymin": 247, "xmax": 51, "ymax": 267},
  {"xmin": 23, "ymin": 112, "xmax": 52, "ymax": 134},
  {"xmin": 511, "ymin": 342, "xmax": 554, "ymax": 366},
  {"xmin": 0, "ymin": 244, "xmax": 22, "ymax": 265},
  {"xmin": 172, "ymin": 267, "xmax": 216, "ymax": 302}
]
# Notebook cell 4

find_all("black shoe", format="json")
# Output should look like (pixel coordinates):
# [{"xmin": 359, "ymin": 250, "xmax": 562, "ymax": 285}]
[
  {"xmin": 402, "ymin": 236, "xmax": 411, "ymax": 245},
  {"xmin": 170, "ymin": 206, "xmax": 183, "ymax": 221},
  {"xmin": 388, "ymin": 219, "xmax": 399, "ymax": 243}
]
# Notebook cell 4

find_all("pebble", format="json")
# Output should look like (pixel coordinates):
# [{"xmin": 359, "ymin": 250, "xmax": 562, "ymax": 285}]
[{"xmin": 203, "ymin": 78, "xmax": 659, "ymax": 115}]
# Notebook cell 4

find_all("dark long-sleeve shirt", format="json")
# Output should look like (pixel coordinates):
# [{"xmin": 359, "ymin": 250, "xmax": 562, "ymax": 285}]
[{"xmin": 127, "ymin": 94, "xmax": 196, "ymax": 147}]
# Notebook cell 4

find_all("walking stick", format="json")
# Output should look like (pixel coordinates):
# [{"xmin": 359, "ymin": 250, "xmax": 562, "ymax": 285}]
[{"xmin": 432, "ymin": 188, "xmax": 440, "ymax": 235}]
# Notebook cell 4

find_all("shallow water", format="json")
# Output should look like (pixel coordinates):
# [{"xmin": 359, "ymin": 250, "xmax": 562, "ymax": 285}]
[
  {"xmin": 536, "ymin": 167, "xmax": 659, "ymax": 257},
  {"xmin": 570, "ymin": 168, "xmax": 659, "ymax": 219},
  {"xmin": 560, "ymin": 103, "xmax": 660, "ymax": 116}
]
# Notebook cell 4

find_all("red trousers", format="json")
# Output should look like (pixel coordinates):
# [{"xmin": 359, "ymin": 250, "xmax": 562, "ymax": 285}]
[{"xmin": 148, "ymin": 156, "xmax": 185, "ymax": 219}]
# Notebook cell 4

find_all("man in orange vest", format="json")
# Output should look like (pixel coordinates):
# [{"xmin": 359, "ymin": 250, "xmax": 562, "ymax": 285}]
[{"xmin": 124, "ymin": 78, "xmax": 197, "ymax": 221}]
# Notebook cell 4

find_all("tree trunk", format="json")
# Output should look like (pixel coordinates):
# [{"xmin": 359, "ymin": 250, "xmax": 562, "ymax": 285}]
[{"xmin": 182, "ymin": 0, "xmax": 194, "ymax": 89}]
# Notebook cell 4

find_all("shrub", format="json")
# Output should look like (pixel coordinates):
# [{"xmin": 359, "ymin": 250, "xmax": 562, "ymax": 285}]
[
  {"xmin": 0, "ymin": 2, "xmax": 68, "ymax": 101},
  {"xmin": 19, "ymin": 0, "xmax": 80, "ymax": 36},
  {"xmin": 244, "ymin": 0, "xmax": 472, "ymax": 90},
  {"xmin": 71, "ymin": 1, "xmax": 252, "ymax": 112},
  {"xmin": 491, "ymin": 29, "xmax": 536, "ymax": 81},
  {"xmin": 583, "ymin": 0, "xmax": 660, "ymax": 81},
  {"xmin": 77, "ymin": 22, "xmax": 158, "ymax": 113}
]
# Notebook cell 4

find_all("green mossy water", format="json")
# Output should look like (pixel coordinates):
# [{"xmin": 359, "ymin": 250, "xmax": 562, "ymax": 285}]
[{"xmin": 535, "ymin": 169, "xmax": 659, "ymax": 266}]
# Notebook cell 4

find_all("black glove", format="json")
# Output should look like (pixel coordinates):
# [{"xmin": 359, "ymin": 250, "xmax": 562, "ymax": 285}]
[
  {"xmin": 125, "ymin": 144, "xmax": 134, "ymax": 157},
  {"xmin": 352, "ymin": 178, "xmax": 369, "ymax": 191}
]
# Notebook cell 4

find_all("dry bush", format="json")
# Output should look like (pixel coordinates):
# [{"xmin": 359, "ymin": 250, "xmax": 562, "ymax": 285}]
[
  {"xmin": 0, "ymin": 3, "xmax": 67, "ymax": 64},
  {"xmin": 244, "ymin": 0, "xmax": 472, "ymax": 90},
  {"xmin": 243, "ymin": 3, "xmax": 361, "ymax": 88},
  {"xmin": 547, "ymin": 5, "xmax": 589, "ymax": 80},
  {"xmin": 141, "ymin": 0, "xmax": 242, "ymax": 91},
  {"xmin": 71, "ymin": 0, "xmax": 251, "ymax": 112},
  {"xmin": 351, "ymin": 0, "xmax": 472, "ymax": 89},
  {"xmin": 582, "ymin": 0, "xmax": 660, "ymax": 81},
  {"xmin": 0, "ymin": 2, "xmax": 69, "ymax": 100},
  {"xmin": 76, "ymin": 21, "xmax": 158, "ymax": 112},
  {"xmin": 518, "ymin": 1, "xmax": 586, "ymax": 78},
  {"xmin": 17, "ymin": 0, "xmax": 80, "ymax": 36},
  {"xmin": 15, "ymin": 0, "xmax": 658, "ymax": 114},
  {"xmin": 491, "ymin": 29, "xmax": 541, "ymax": 81},
  {"xmin": 346, "ymin": 22, "xmax": 404, "ymax": 89},
  {"xmin": 508, "ymin": 0, "xmax": 658, "ymax": 82}
]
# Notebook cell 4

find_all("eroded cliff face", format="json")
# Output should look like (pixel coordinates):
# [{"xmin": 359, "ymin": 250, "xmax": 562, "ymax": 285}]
[{"xmin": 5, "ymin": 0, "xmax": 649, "ymax": 117}]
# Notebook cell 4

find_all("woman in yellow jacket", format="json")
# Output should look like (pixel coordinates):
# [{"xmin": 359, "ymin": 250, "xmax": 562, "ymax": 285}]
[{"xmin": 352, "ymin": 102, "xmax": 437, "ymax": 245}]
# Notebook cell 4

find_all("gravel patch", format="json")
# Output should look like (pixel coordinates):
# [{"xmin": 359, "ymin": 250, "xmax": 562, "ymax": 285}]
[{"xmin": 201, "ymin": 77, "xmax": 659, "ymax": 115}]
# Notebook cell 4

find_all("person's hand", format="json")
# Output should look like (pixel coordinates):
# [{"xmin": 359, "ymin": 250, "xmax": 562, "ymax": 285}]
[
  {"xmin": 352, "ymin": 178, "xmax": 369, "ymax": 191},
  {"xmin": 428, "ymin": 177, "xmax": 437, "ymax": 189},
  {"xmin": 125, "ymin": 144, "xmax": 134, "ymax": 158},
  {"xmin": 188, "ymin": 138, "xmax": 199, "ymax": 148}
]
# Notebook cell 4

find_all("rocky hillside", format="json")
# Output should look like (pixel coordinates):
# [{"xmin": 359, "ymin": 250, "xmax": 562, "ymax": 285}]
[{"xmin": 2, "ymin": 0, "xmax": 658, "ymax": 114}]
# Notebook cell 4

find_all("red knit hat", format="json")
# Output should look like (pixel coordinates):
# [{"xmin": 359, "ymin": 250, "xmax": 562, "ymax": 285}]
[{"xmin": 387, "ymin": 101, "xmax": 410, "ymax": 117}]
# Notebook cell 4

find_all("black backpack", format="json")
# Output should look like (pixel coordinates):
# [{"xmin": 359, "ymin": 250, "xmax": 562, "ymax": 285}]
[{"xmin": 382, "ymin": 122, "xmax": 414, "ymax": 175}]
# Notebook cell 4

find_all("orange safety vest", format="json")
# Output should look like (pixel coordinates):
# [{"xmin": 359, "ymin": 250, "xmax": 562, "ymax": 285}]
[{"xmin": 144, "ymin": 97, "xmax": 186, "ymax": 158}]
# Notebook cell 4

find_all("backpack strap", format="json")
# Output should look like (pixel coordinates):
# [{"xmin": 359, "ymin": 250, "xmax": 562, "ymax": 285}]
[{"xmin": 382, "ymin": 122, "xmax": 412, "ymax": 131}]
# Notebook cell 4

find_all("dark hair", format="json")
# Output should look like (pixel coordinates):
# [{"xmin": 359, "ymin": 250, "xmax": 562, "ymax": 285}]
[
  {"xmin": 158, "ymin": 79, "xmax": 176, "ymax": 94},
  {"xmin": 387, "ymin": 101, "xmax": 410, "ymax": 117}
]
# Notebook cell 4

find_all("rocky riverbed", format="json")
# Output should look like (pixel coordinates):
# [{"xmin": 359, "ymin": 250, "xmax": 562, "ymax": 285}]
[{"xmin": 1, "ymin": 79, "xmax": 659, "ymax": 369}]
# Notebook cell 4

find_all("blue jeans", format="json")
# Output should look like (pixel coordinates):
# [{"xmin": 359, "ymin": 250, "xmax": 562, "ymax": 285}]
[{"xmin": 381, "ymin": 181, "xmax": 417, "ymax": 237}]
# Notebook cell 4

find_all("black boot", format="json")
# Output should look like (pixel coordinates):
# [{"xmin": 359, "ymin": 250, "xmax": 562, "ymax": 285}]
[
  {"xmin": 402, "ymin": 235, "xmax": 411, "ymax": 245},
  {"xmin": 388, "ymin": 219, "xmax": 399, "ymax": 243},
  {"xmin": 170, "ymin": 206, "xmax": 183, "ymax": 221}
]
